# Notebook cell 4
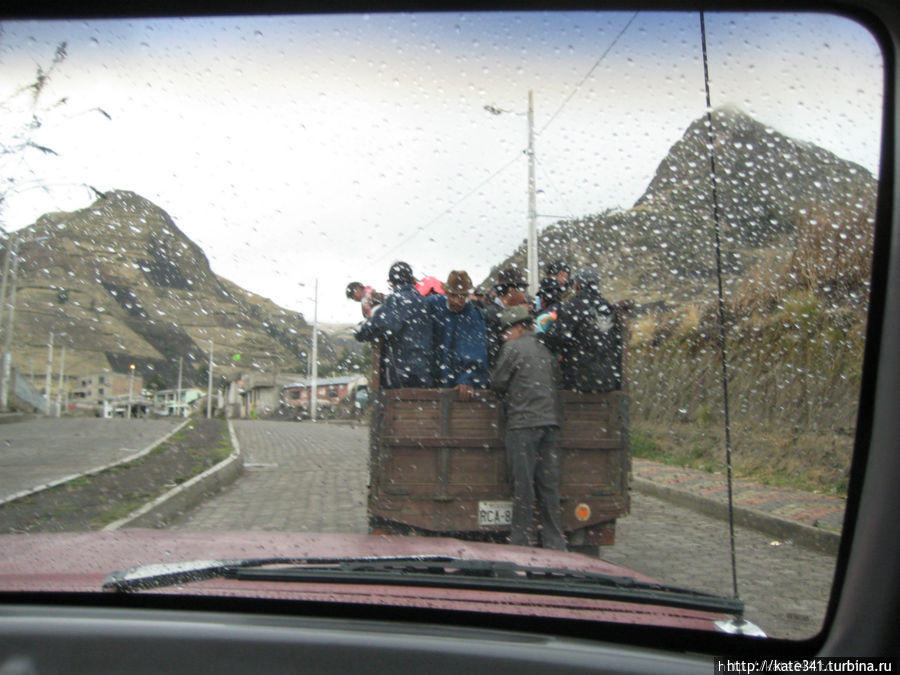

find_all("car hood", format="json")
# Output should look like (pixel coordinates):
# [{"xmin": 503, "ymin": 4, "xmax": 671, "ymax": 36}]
[{"xmin": 0, "ymin": 530, "xmax": 733, "ymax": 631}]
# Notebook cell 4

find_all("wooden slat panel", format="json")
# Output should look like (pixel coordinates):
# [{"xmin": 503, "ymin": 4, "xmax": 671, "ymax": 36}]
[
  {"xmin": 448, "ymin": 448, "xmax": 504, "ymax": 486},
  {"xmin": 386, "ymin": 437, "xmax": 502, "ymax": 448},
  {"xmin": 563, "ymin": 417, "xmax": 619, "ymax": 434},
  {"xmin": 558, "ymin": 438, "xmax": 622, "ymax": 450},
  {"xmin": 384, "ymin": 448, "xmax": 438, "ymax": 484},
  {"xmin": 385, "ymin": 400, "xmax": 441, "ymax": 437},
  {"xmin": 560, "ymin": 449, "xmax": 613, "ymax": 489}
]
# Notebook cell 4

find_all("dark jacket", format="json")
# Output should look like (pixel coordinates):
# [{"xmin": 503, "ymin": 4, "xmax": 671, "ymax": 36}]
[
  {"xmin": 427, "ymin": 295, "xmax": 490, "ymax": 388},
  {"xmin": 354, "ymin": 284, "xmax": 434, "ymax": 388},
  {"xmin": 490, "ymin": 331, "xmax": 562, "ymax": 430},
  {"xmin": 541, "ymin": 287, "xmax": 622, "ymax": 393}
]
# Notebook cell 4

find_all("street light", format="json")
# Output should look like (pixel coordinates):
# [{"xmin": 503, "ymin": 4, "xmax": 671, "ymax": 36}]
[
  {"xmin": 128, "ymin": 363, "xmax": 135, "ymax": 419},
  {"xmin": 485, "ymin": 91, "xmax": 539, "ymax": 297}
]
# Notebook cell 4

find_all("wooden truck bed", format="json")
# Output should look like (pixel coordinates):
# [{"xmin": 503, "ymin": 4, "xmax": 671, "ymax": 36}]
[{"xmin": 368, "ymin": 387, "xmax": 630, "ymax": 549}]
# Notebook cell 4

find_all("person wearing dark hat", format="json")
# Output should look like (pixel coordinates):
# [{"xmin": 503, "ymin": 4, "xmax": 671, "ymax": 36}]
[
  {"xmin": 354, "ymin": 261, "xmax": 434, "ymax": 389},
  {"xmin": 542, "ymin": 265, "xmax": 623, "ymax": 393},
  {"xmin": 535, "ymin": 275, "xmax": 563, "ymax": 314},
  {"xmin": 345, "ymin": 281, "xmax": 385, "ymax": 319},
  {"xmin": 490, "ymin": 304, "xmax": 566, "ymax": 551},
  {"xmin": 482, "ymin": 265, "xmax": 533, "ymax": 367},
  {"xmin": 543, "ymin": 259, "xmax": 572, "ymax": 305},
  {"xmin": 427, "ymin": 270, "xmax": 489, "ymax": 400}
]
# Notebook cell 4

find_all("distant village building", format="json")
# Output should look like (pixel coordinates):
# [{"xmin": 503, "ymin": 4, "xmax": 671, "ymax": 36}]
[
  {"xmin": 71, "ymin": 372, "xmax": 144, "ymax": 407},
  {"xmin": 221, "ymin": 372, "xmax": 368, "ymax": 419},
  {"xmin": 223, "ymin": 372, "xmax": 307, "ymax": 419},
  {"xmin": 281, "ymin": 375, "xmax": 368, "ymax": 412},
  {"xmin": 153, "ymin": 387, "xmax": 205, "ymax": 417}
]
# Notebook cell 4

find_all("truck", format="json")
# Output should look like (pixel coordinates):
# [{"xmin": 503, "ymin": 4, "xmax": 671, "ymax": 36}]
[{"xmin": 367, "ymin": 342, "xmax": 631, "ymax": 554}]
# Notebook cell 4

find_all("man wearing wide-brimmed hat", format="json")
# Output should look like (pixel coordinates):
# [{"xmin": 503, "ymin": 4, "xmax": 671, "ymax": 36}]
[
  {"xmin": 427, "ymin": 270, "xmax": 489, "ymax": 400},
  {"xmin": 490, "ymin": 304, "xmax": 566, "ymax": 551}
]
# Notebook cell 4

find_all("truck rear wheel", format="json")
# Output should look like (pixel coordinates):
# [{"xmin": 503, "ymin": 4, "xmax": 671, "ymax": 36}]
[{"xmin": 567, "ymin": 520, "xmax": 616, "ymax": 557}]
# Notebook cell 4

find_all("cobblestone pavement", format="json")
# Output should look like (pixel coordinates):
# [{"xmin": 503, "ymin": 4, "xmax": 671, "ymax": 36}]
[
  {"xmin": 606, "ymin": 493, "xmax": 837, "ymax": 640},
  {"xmin": 633, "ymin": 459, "xmax": 845, "ymax": 533},
  {"xmin": 172, "ymin": 420, "xmax": 838, "ymax": 639},
  {"xmin": 170, "ymin": 420, "xmax": 368, "ymax": 533},
  {"xmin": 0, "ymin": 418, "xmax": 184, "ymax": 502}
]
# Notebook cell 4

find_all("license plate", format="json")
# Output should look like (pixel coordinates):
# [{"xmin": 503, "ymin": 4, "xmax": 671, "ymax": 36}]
[{"xmin": 478, "ymin": 500, "xmax": 513, "ymax": 527}]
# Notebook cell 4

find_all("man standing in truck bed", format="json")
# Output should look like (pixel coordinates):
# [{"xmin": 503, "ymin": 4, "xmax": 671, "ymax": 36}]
[
  {"xmin": 427, "ymin": 270, "xmax": 489, "ymax": 400},
  {"xmin": 490, "ymin": 304, "xmax": 566, "ymax": 551},
  {"xmin": 354, "ymin": 261, "xmax": 434, "ymax": 389},
  {"xmin": 542, "ymin": 266, "xmax": 622, "ymax": 393}
]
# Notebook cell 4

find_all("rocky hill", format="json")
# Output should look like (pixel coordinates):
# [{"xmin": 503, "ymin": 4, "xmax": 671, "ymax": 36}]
[
  {"xmin": 8, "ymin": 190, "xmax": 334, "ymax": 389},
  {"xmin": 486, "ymin": 106, "xmax": 878, "ymax": 309}
]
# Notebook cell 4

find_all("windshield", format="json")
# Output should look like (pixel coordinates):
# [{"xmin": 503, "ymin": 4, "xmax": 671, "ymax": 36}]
[{"xmin": 0, "ymin": 10, "xmax": 884, "ymax": 642}]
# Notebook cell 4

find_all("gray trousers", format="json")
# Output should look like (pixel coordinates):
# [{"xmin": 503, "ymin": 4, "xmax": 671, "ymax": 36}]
[{"xmin": 505, "ymin": 426, "xmax": 567, "ymax": 550}]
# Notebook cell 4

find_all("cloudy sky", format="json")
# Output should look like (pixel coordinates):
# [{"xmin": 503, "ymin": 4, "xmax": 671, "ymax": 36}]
[{"xmin": 0, "ymin": 11, "xmax": 884, "ymax": 323}]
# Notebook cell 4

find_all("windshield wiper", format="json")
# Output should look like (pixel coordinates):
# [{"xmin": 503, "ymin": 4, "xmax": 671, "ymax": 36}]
[{"xmin": 104, "ymin": 555, "xmax": 743, "ymax": 617}]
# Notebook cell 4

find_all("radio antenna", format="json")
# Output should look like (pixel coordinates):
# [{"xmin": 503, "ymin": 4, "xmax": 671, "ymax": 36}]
[{"xmin": 699, "ymin": 10, "xmax": 741, "ymax": 610}]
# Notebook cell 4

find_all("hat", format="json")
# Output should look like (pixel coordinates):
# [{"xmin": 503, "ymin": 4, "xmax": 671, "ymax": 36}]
[
  {"xmin": 445, "ymin": 270, "xmax": 472, "ymax": 294},
  {"xmin": 388, "ymin": 261, "xmax": 414, "ymax": 286},
  {"xmin": 498, "ymin": 304, "xmax": 532, "ymax": 329},
  {"xmin": 537, "ymin": 277, "xmax": 562, "ymax": 305},
  {"xmin": 494, "ymin": 266, "xmax": 527, "ymax": 294},
  {"xmin": 573, "ymin": 266, "xmax": 600, "ymax": 289},
  {"xmin": 546, "ymin": 260, "xmax": 570, "ymax": 276}
]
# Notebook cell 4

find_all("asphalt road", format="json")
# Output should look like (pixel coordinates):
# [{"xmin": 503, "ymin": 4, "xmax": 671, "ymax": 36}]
[{"xmin": 170, "ymin": 420, "xmax": 837, "ymax": 640}]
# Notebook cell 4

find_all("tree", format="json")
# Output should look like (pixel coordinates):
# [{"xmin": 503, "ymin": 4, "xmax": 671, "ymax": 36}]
[{"xmin": 1, "ymin": 41, "xmax": 110, "ymax": 227}]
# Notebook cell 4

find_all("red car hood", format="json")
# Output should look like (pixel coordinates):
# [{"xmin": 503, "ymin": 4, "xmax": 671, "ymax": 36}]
[{"xmin": 0, "ymin": 530, "xmax": 733, "ymax": 631}]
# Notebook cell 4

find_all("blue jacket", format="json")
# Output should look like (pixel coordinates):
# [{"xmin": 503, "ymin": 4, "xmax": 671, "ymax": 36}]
[
  {"xmin": 427, "ymin": 294, "xmax": 490, "ymax": 389},
  {"xmin": 354, "ymin": 284, "xmax": 434, "ymax": 388}
]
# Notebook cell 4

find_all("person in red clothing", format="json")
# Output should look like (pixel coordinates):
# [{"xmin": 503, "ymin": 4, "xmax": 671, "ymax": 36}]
[
  {"xmin": 415, "ymin": 275, "xmax": 445, "ymax": 296},
  {"xmin": 346, "ymin": 281, "xmax": 385, "ymax": 318}
]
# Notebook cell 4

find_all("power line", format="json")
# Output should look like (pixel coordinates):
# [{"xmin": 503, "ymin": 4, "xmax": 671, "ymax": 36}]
[
  {"xmin": 373, "ymin": 152, "xmax": 521, "ymax": 264},
  {"xmin": 539, "ymin": 12, "xmax": 639, "ymax": 136},
  {"xmin": 375, "ymin": 11, "xmax": 638, "ymax": 262}
]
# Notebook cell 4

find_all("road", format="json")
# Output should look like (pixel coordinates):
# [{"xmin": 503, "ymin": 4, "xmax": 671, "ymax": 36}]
[
  {"xmin": 170, "ymin": 420, "xmax": 837, "ymax": 640},
  {"xmin": 0, "ymin": 417, "xmax": 185, "ymax": 503}
]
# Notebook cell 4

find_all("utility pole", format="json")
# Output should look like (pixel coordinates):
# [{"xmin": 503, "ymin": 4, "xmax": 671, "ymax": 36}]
[
  {"xmin": 206, "ymin": 340, "xmax": 214, "ymax": 419},
  {"xmin": 57, "ymin": 345, "xmax": 67, "ymax": 417},
  {"xmin": 526, "ymin": 90, "xmax": 538, "ymax": 297},
  {"xmin": 0, "ymin": 234, "xmax": 46, "ymax": 409},
  {"xmin": 311, "ymin": 279, "xmax": 318, "ymax": 423},
  {"xmin": 176, "ymin": 356, "xmax": 183, "ymax": 417},
  {"xmin": 44, "ymin": 332, "xmax": 54, "ymax": 416},
  {"xmin": 127, "ymin": 363, "xmax": 135, "ymax": 419},
  {"xmin": 0, "ymin": 235, "xmax": 20, "ymax": 409},
  {"xmin": 0, "ymin": 232, "xmax": 14, "ymax": 338}
]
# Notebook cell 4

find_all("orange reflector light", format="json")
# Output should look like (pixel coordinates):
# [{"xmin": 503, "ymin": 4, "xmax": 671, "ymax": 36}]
[{"xmin": 575, "ymin": 503, "xmax": 591, "ymax": 522}]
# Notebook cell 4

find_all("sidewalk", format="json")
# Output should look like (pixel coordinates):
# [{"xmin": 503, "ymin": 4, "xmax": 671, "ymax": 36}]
[{"xmin": 630, "ymin": 458, "xmax": 845, "ymax": 554}]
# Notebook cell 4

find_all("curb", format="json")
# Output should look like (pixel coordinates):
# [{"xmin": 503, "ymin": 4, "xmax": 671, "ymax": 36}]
[
  {"xmin": 103, "ymin": 419, "xmax": 244, "ymax": 530},
  {"xmin": 630, "ymin": 477, "xmax": 841, "ymax": 555},
  {"xmin": 0, "ymin": 417, "xmax": 193, "ymax": 508},
  {"xmin": 0, "ymin": 413, "xmax": 34, "ymax": 425}
]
